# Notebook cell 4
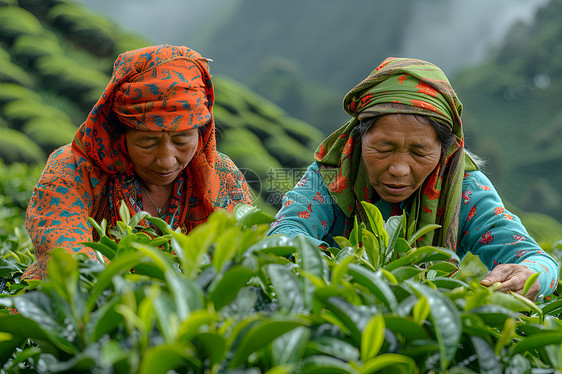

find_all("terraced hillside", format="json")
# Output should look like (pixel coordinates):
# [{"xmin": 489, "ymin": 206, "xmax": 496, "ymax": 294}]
[{"xmin": 0, "ymin": 0, "xmax": 324, "ymax": 213}]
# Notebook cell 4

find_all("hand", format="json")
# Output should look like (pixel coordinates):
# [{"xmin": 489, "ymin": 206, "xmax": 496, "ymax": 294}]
[{"xmin": 480, "ymin": 264, "xmax": 540, "ymax": 301}]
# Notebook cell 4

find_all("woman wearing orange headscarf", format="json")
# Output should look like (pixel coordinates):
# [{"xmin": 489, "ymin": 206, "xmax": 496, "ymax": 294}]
[{"xmin": 23, "ymin": 45, "xmax": 252, "ymax": 280}]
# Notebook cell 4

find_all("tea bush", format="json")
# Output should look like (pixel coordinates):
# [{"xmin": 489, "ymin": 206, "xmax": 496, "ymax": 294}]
[{"xmin": 0, "ymin": 200, "xmax": 561, "ymax": 373}]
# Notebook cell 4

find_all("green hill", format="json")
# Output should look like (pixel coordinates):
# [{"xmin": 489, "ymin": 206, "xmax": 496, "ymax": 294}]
[{"xmin": 452, "ymin": 0, "xmax": 562, "ymax": 222}]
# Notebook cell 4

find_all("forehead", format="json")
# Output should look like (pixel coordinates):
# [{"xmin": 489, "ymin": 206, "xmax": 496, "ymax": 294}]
[{"xmin": 364, "ymin": 114, "xmax": 438, "ymax": 142}]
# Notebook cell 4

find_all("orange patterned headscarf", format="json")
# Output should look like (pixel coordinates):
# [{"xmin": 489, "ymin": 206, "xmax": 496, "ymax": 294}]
[{"xmin": 71, "ymin": 44, "xmax": 251, "ymax": 231}]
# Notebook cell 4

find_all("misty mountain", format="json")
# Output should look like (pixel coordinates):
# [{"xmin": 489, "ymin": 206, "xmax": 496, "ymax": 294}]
[{"xmin": 80, "ymin": 0, "xmax": 550, "ymax": 133}]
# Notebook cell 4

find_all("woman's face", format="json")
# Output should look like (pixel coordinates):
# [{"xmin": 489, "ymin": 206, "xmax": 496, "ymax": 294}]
[
  {"xmin": 361, "ymin": 114, "xmax": 442, "ymax": 203},
  {"xmin": 126, "ymin": 129, "xmax": 199, "ymax": 186}
]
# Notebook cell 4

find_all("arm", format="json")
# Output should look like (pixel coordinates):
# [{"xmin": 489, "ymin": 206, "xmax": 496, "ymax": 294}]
[
  {"xmin": 458, "ymin": 171, "xmax": 559, "ymax": 298},
  {"xmin": 23, "ymin": 145, "xmax": 96, "ymax": 280},
  {"xmin": 267, "ymin": 162, "xmax": 339, "ymax": 248}
]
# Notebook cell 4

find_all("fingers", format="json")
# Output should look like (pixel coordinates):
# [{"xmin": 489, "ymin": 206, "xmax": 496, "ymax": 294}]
[
  {"xmin": 480, "ymin": 264, "xmax": 517, "ymax": 286},
  {"xmin": 480, "ymin": 264, "xmax": 540, "ymax": 301}
]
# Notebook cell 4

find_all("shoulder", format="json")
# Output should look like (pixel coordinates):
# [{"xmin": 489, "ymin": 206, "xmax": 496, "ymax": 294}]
[
  {"xmin": 214, "ymin": 152, "xmax": 252, "ymax": 203},
  {"xmin": 215, "ymin": 152, "xmax": 243, "ymax": 175},
  {"xmin": 41, "ymin": 144, "xmax": 79, "ymax": 183},
  {"xmin": 462, "ymin": 170, "xmax": 497, "ymax": 193}
]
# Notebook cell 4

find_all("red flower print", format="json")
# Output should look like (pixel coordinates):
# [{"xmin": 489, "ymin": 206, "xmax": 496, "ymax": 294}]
[
  {"xmin": 329, "ymin": 174, "xmax": 349, "ymax": 194},
  {"xmin": 494, "ymin": 207, "xmax": 504, "ymax": 215},
  {"xmin": 475, "ymin": 181, "xmax": 490, "ymax": 191},
  {"xmin": 342, "ymin": 138, "xmax": 354, "ymax": 159},
  {"xmin": 511, "ymin": 234, "xmax": 525, "ymax": 245},
  {"xmin": 422, "ymin": 171, "xmax": 441, "ymax": 200},
  {"xmin": 363, "ymin": 186, "xmax": 370, "ymax": 200},
  {"xmin": 462, "ymin": 190, "xmax": 472, "ymax": 204},
  {"xmin": 516, "ymin": 250, "xmax": 528, "ymax": 258},
  {"xmin": 467, "ymin": 205, "xmax": 476, "ymax": 221},
  {"xmin": 321, "ymin": 220, "xmax": 328, "ymax": 229},
  {"xmin": 437, "ymin": 207, "xmax": 445, "ymax": 216},
  {"xmin": 416, "ymin": 81, "xmax": 439, "ymax": 97},
  {"xmin": 350, "ymin": 100, "xmax": 357, "ymax": 112},
  {"xmin": 313, "ymin": 192, "xmax": 325, "ymax": 204},
  {"xmin": 399, "ymin": 74, "xmax": 408, "ymax": 84},
  {"xmin": 298, "ymin": 211, "xmax": 310, "ymax": 219},
  {"xmin": 423, "ymin": 206, "xmax": 432, "ymax": 213},
  {"xmin": 284, "ymin": 200, "xmax": 294, "ymax": 207},
  {"xmin": 503, "ymin": 214, "xmax": 513, "ymax": 220},
  {"xmin": 375, "ymin": 59, "xmax": 392, "ymax": 72},
  {"xmin": 307, "ymin": 203, "xmax": 312, "ymax": 212},
  {"xmin": 361, "ymin": 93, "xmax": 372, "ymax": 104},
  {"xmin": 479, "ymin": 231, "xmax": 493, "ymax": 244},
  {"xmin": 315, "ymin": 144, "xmax": 326, "ymax": 158},
  {"xmin": 296, "ymin": 177, "xmax": 308, "ymax": 187},
  {"xmin": 411, "ymin": 99, "xmax": 440, "ymax": 114}
]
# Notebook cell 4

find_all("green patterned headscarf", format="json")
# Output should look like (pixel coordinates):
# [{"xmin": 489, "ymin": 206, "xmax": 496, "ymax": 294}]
[{"xmin": 314, "ymin": 57, "xmax": 477, "ymax": 250}]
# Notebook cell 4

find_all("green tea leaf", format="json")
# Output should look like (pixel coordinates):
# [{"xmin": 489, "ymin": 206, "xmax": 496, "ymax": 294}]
[
  {"xmin": 471, "ymin": 336, "xmax": 501, "ymax": 374},
  {"xmin": 511, "ymin": 331, "xmax": 562, "ymax": 356},
  {"xmin": 245, "ymin": 235, "xmax": 297, "ymax": 257},
  {"xmin": 212, "ymin": 226, "xmax": 241, "ymax": 272},
  {"xmin": 331, "ymin": 254, "xmax": 356, "ymax": 287},
  {"xmin": 195, "ymin": 332, "xmax": 226, "ymax": 364},
  {"xmin": 209, "ymin": 265, "xmax": 254, "ymax": 310},
  {"xmin": 47, "ymin": 248, "xmax": 78, "ymax": 303},
  {"xmin": 361, "ymin": 202, "xmax": 388, "ymax": 248},
  {"xmin": 118, "ymin": 200, "xmax": 131, "ymax": 225},
  {"xmin": 361, "ymin": 226, "xmax": 379, "ymax": 269},
  {"xmin": 268, "ymin": 264, "xmax": 304, "ymax": 313},
  {"xmin": 384, "ymin": 215, "xmax": 404, "ymax": 262},
  {"xmin": 361, "ymin": 314, "xmax": 385, "ymax": 361},
  {"xmin": 129, "ymin": 211, "xmax": 149, "ymax": 228},
  {"xmin": 297, "ymin": 355, "xmax": 360, "ymax": 374},
  {"xmin": 272, "ymin": 326, "xmax": 309, "ymax": 366},
  {"xmin": 361, "ymin": 353, "xmax": 416, "ymax": 374},
  {"xmin": 384, "ymin": 316, "xmax": 428, "ymax": 342},
  {"xmin": 333, "ymin": 236, "xmax": 353, "ymax": 250},
  {"xmin": 384, "ymin": 246, "xmax": 458, "ymax": 272},
  {"xmin": 86, "ymin": 253, "xmax": 143, "ymax": 312},
  {"xmin": 140, "ymin": 344, "xmax": 199, "ymax": 374},
  {"xmin": 522, "ymin": 272, "xmax": 540, "ymax": 298},
  {"xmin": 413, "ymin": 296, "xmax": 430, "ymax": 326},
  {"xmin": 407, "ymin": 224, "xmax": 441, "ymax": 246},
  {"xmin": 233, "ymin": 203, "xmax": 275, "ymax": 226},
  {"xmin": 347, "ymin": 265, "xmax": 397, "ymax": 311},
  {"xmin": 495, "ymin": 318, "xmax": 516, "ymax": 356},
  {"xmin": 229, "ymin": 316, "xmax": 308, "ymax": 368},
  {"xmin": 297, "ymin": 236, "xmax": 325, "ymax": 309},
  {"xmin": 407, "ymin": 281, "xmax": 461, "ymax": 370}
]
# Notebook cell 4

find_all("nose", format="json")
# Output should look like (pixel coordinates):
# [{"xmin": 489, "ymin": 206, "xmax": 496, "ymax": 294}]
[
  {"xmin": 388, "ymin": 155, "xmax": 410, "ymax": 177},
  {"xmin": 154, "ymin": 143, "xmax": 176, "ymax": 169}
]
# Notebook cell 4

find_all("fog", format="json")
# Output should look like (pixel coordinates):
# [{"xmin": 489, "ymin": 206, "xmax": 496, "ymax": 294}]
[{"xmin": 79, "ymin": 0, "xmax": 549, "ymax": 76}]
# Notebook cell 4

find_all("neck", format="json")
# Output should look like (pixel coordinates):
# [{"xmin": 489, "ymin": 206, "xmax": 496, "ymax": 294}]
[{"xmin": 140, "ymin": 181, "xmax": 173, "ymax": 216}]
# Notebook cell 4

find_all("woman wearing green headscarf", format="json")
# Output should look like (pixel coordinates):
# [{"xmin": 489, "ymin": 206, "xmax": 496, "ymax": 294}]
[{"xmin": 268, "ymin": 57, "xmax": 558, "ymax": 300}]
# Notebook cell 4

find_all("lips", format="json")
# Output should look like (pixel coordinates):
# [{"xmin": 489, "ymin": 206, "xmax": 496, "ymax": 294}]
[
  {"xmin": 155, "ymin": 170, "xmax": 176, "ymax": 178},
  {"xmin": 382, "ymin": 184, "xmax": 409, "ymax": 194}
]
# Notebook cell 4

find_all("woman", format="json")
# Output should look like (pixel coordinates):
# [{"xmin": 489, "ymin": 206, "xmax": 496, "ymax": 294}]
[
  {"xmin": 268, "ymin": 57, "xmax": 558, "ymax": 299},
  {"xmin": 23, "ymin": 45, "xmax": 252, "ymax": 280}
]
